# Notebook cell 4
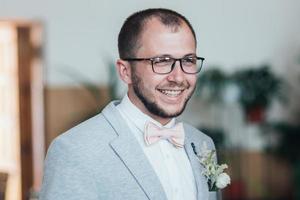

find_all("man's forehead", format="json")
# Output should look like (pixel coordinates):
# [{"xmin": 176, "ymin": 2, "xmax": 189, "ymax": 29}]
[
  {"xmin": 140, "ymin": 18, "xmax": 195, "ymax": 44},
  {"xmin": 133, "ymin": 18, "xmax": 182, "ymax": 54},
  {"xmin": 133, "ymin": 17, "xmax": 196, "ymax": 56}
]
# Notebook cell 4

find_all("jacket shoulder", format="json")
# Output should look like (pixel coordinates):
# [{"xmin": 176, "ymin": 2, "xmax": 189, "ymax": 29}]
[{"xmin": 47, "ymin": 113, "xmax": 115, "ymax": 156}]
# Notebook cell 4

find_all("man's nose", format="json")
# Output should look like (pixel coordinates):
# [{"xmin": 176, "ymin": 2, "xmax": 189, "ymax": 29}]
[{"xmin": 167, "ymin": 60, "xmax": 184, "ymax": 83}]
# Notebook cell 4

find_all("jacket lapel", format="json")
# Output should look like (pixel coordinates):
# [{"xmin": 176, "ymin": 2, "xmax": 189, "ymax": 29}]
[
  {"xmin": 184, "ymin": 125, "xmax": 209, "ymax": 200},
  {"xmin": 102, "ymin": 101, "xmax": 167, "ymax": 200}
]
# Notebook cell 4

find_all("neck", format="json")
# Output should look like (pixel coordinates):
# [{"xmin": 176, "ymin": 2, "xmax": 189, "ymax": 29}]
[{"xmin": 147, "ymin": 113, "xmax": 172, "ymax": 126}]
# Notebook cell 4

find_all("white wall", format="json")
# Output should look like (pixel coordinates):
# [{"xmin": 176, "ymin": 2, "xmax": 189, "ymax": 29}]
[{"xmin": 1, "ymin": 0, "xmax": 300, "ymax": 86}]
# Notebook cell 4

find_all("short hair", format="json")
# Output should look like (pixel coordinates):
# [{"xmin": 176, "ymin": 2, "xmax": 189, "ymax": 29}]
[{"xmin": 118, "ymin": 8, "xmax": 197, "ymax": 59}]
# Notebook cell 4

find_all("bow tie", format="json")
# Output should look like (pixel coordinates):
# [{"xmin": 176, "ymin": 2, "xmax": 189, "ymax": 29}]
[{"xmin": 144, "ymin": 122, "xmax": 185, "ymax": 148}]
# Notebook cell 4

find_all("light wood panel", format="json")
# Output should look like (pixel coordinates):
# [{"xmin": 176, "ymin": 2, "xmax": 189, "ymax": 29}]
[{"xmin": 44, "ymin": 86, "xmax": 110, "ymax": 148}]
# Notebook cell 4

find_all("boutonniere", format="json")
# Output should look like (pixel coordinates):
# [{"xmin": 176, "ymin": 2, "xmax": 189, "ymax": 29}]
[{"xmin": 191, "ymin": 142, "xmax": 231, "ymax": 191}]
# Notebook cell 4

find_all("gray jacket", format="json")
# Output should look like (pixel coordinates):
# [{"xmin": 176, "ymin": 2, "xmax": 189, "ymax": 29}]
[{"xmin": 40, "ymin": 101, "xmax": 218, "ymax": 200}]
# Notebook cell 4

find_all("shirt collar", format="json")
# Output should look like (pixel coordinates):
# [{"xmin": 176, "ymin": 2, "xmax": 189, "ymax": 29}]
[{"xmin": 118, "ymin": 94, "xmax": 176, "ymax": 132}]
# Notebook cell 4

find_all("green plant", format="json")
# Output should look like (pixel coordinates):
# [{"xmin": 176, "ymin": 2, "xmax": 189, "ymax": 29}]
[
  {"xmin": 195, "ymin": 68, "xmax": 228, "ymax": 102},
  {"xmin": 232, "ymin": 65, "xmax": 284, "ymax": 111}
]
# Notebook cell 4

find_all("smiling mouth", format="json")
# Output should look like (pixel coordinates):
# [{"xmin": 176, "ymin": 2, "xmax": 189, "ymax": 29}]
[{"xmin": 157, "ymin": 89, "xmax": 184, "ymax": 97}]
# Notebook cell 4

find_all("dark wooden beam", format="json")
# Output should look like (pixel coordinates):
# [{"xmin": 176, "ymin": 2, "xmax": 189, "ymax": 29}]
[{"xmin": 17, "ymin": 26, "xmax": 33, "ymax": 200}]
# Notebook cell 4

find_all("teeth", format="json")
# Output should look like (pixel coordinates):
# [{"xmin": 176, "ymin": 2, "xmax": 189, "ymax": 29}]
[{"xmin": 159, "ymin": 89, "xmax": 183, "ymax": 97}]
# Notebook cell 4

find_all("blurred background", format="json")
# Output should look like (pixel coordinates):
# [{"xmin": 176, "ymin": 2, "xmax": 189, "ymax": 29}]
[{"xmin": 0, "ymin": 0, "xmax": 300, "ymax": 199}]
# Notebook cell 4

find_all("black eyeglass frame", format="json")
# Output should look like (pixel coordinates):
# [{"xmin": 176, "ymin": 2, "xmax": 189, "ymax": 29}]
[{"xmin": 122, "ymin": 56, "xmax": 205, "ymax": 74}]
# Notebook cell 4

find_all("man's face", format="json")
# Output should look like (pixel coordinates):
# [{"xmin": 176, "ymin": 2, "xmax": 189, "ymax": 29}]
[{"xmin": 127, "ymin": 18, "xmax": 197, "ymax": 124}]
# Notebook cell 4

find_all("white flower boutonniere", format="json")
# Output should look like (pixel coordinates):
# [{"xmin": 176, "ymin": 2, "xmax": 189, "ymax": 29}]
[{"xmin": 193, "ymin": 142, "xmax": 231, "ymax": 191}]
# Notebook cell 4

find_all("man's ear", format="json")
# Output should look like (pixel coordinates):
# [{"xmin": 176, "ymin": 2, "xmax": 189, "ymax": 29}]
[{"xmin": 116, "ymin": 59, "xmax": 132, "ymax": 84}]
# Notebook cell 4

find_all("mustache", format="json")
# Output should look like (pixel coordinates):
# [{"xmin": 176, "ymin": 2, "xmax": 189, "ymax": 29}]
[{"xmin": 159, "ymin": 81, "xmax": 190, "ymax": 89}]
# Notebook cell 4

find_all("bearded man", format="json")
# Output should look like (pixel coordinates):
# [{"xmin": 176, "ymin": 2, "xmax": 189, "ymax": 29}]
[{"xmin": 40, "ymin": 8, "xmax": 219, "ymax": 200}]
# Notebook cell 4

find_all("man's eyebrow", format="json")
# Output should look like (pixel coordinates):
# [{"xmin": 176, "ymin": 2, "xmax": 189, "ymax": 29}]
[
  {"xmin": 153, "ymin": 53, "xmax": 197, "ymax": 58},
  {"xmin": 184, "ymin": 53, "xmax": 197, "ymax": 57},
  {"xmin": 153, "ymin": 54, "xmax": 172, "ymax": 57}
]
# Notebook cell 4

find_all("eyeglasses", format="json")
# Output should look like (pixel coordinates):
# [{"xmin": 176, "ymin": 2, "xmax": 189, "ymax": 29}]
[{"xmin": 122, "ymin": 55, "xmax": 205, "ymax": 74}]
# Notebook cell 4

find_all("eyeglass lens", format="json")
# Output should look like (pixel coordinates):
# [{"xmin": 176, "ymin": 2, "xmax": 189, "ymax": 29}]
[{"xmin": 152, "ymin": 57, "xmax": 202, "ymax": 74}]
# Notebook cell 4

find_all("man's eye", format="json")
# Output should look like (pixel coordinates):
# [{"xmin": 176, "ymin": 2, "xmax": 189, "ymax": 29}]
[
  {"xmin": 153, "ymin": 57, "xmax": 173, "ymax": 65},
  {"xmin": 182, "ymin": 57, "xmax": 197, "ymax": 64}
]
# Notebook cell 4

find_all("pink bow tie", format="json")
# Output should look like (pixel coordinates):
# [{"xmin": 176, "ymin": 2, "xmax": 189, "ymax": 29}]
[{"xmin": 144, "ymin": 122, "xmax": 185, "ymax": 148}]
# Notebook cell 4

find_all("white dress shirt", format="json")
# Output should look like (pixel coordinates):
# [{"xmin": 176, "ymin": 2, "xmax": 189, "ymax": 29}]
[{"xmin": 116, "ymin": 95, "xmax": 197, "ymax": 200}]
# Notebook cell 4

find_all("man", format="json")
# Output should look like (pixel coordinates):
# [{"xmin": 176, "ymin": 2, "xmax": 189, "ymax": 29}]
[{"xmin": 40, "ymin": 8, "xmax": 218, "ymax": 200}]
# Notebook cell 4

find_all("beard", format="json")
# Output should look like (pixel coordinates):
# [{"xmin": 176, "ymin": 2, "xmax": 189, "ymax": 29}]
[{"xmin": 131, "ymin": 71, "xmax": 195, "ymax": 118}]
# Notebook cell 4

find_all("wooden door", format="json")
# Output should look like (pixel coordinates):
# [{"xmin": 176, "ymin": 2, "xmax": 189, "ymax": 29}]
[{"xmin": 0, "ymin": 21, "xmax": 45, "ymax": 200}]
